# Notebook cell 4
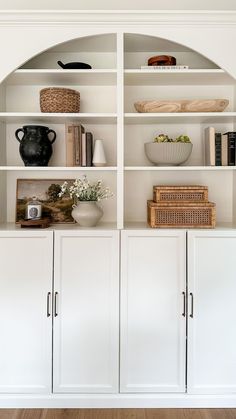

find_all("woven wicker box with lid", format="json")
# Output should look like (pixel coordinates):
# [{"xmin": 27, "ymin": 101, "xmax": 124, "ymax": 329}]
[
  {"xmin": 153, "ymin": 185, "xmax": 208, "ymax": 204},
  {"xmin": 148, "ymin": 185, "xmax": 216, "ymax": 228}
]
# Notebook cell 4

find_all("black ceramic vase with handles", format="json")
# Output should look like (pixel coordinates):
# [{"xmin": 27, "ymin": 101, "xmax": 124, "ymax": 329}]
[{"xmin": 15, "ymin": 125, "xmax": 56, "ymax": 166}]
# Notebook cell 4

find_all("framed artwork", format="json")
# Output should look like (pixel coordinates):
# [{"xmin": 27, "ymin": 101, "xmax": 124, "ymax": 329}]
[{"xmin": 15, "ymin": 179, "xmax": 74, "ymax": 223}]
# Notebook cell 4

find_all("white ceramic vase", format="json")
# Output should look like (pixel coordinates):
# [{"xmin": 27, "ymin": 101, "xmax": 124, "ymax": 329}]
[
  {"xmin": 71, "ymin": 201, "xmax": 103, "ymax": 227},
  {"xmin": 92, "ymin": 139, "xmax": 107, "ymax": 167}
]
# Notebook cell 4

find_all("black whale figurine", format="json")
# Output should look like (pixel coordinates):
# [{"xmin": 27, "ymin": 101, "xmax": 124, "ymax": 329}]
[{"xmin": 57, "ymin": 60, "xmax": 92, "ymax": 69}]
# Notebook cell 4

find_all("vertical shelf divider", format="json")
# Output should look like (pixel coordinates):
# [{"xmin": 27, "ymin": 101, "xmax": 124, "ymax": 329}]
[
  {"xmin": 0, "ymin": 82, "xmax": 6, "ymax": 222},
  {"xmin": 116, "ymin": 31, "xmax": 124, "ymax": 229},
  {"xmin": 232, "ymin": 85, "xmax": 236, "ymax": 225}
]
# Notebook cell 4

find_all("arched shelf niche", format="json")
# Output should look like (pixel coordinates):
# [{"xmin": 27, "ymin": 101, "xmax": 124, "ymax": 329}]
[
  {"xmin": 2, "ymin": 31, "xmax": 236, "ymax": 85},
  {"xmin": 19, "ymin": 33, "xmax": 117, "ymax": 70},
  {"xmin": 124, "ymin": 33, "xmax": 220, "ymax": 70}
]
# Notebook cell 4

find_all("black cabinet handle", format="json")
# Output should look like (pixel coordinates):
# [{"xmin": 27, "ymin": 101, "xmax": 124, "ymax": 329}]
[
  {"xmin": 47, "ymin": 292, "xmax": 51, "ymax": 317},
  {"xmin": 54, "ymin": 292, "xmax": 58, "ymax": 317},
  {"xmin": 182, "ymin": 291, "xmax": 186, "ymax": 317},
  {"xmin": 190, "ymin": 292, "xmax": 194, "ymax": 318}
]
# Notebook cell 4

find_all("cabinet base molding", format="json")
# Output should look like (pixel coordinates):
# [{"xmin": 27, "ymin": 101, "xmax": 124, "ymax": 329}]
[{"xmin": 0, "ymin": 395, "xmax": 236, "ymax": 409}]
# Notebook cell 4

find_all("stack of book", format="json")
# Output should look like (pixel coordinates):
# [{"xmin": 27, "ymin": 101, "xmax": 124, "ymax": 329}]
[
  {"xmin": 65, "ymin": 124, "xmax": 93, "ymax": 167},
  {"xmin": 205, "ymin": 127, "xmax": 236, "ymax": 166},
  {"xmin": 140, "ymin": 65, "xmax": 189, "ymax": 70}
]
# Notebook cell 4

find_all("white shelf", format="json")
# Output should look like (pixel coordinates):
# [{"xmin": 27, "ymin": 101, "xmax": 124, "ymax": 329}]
[
  {"xmin": 2, "ymin": 221, "xmax": 236, "ymax": 232},
  {"xmin": 125, "ymin": 112, "xmax": 236, "ymax": 124},
  {"xmin": 125, "ymin": 166, "xmax": 236, "ymax": 171},
  {"xmin": 124, "ymin": 221, "xmax": 236, "ymax": 231},
  {"xmin": 3, "ymin": 112, "xmax": 234, "ymax": 125},
  {"xmin": 0, "ymin": 222, "xmax": 118, "ymax": 231},
  {"xmin": 6, "ymin": 69, "xmax": 117, "ymax": 86},
  {"xmin": 0, "ymin": 113, "xmax": 117, "ymax": 124},
  {"xmin": 124, "ymin": 69, "xmax": 235, "ymax": 85},
  {"xmin": 0, "ymin": 166, "xmax": 117, "ymax": 171}
]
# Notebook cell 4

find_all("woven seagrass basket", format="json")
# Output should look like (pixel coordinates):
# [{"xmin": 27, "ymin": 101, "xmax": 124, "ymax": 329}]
[
  {"xmin": 147, "ymin": 200, "xmax": 216, "ymax": 228},
  {"xmin": 40, "ymin": 87, "xmax": 80, "ymax": 113}
]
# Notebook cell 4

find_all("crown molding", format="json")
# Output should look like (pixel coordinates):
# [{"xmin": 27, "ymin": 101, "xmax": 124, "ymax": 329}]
[{"xmin": 0, "ymin": 10, "xmax": 236, "ymax": 26}]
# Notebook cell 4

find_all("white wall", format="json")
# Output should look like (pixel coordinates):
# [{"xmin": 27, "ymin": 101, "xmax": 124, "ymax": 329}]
[{"xmin": 1, "ymin": 0, "xmax": 236, "ymax": 9}]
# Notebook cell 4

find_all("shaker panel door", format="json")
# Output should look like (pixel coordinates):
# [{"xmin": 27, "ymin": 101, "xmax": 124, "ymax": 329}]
[
  {"xmin": 0, "ymin": 231, "xmax": 53, "ymax": 393},
  {"xmin": 120, "ymin": 230, "xmax": 186, "ymax": 393},
  {"xmin": 188, "ymin": 230, "xmax": 236, "ymax": 394},
  {"xmin": 53, "ymin": 230, "xmax": 119, "ymax": 393}
]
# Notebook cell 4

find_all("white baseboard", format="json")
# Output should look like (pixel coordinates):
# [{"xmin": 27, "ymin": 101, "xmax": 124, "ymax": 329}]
[{"xmin": 0, "ymin": 394, "xmax": 236, "ymax": 409}]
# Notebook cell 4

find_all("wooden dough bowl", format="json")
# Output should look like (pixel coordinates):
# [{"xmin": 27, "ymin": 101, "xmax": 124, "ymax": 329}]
[{"xmin": 134, "ymin": 99, "xmax": 229, "ymax": 113}]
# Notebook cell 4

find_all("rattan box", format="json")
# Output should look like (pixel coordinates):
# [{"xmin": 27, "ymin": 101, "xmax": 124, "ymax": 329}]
[
  {"xmin": 40, "ymin": 87, "xmax": 80, "ymax": 113},
  {"xmin": 147, "ymin": 200, "xmax": 216, "ymax": 228},
  {"xmin": 153, "ymin": 185, "xmax": 208, "ymax": 204}
]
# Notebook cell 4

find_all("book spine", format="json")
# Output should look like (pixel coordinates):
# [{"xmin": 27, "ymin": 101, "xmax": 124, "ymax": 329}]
[
  {"xmin": 215, "ymin": 133, "xmax": 222, "ymax": 166},
  {"xmin": 74, "ymin": 124, "xmax": 85, "ymax": 166},
  {"xmin": 204, "ymin": 126, "xmax": 215, "ymax": 166},
  {"xmin": 227, "ymin": 133, "xmax": 236, "ymax": 166},
  {"xmin": 81, "ymin": 132, "xmax": 87, "ymax": 167},
  {"xmin": 86, "ymin": 132, "xmax": 93, "ymax": 167},
  {"xmin": 221, "ymin": 134, "xmax": 228, "ymax": 166},
  {"xmin": 80, "ymin": 125, "xmax": 85, "ymax": 166},
  {"xmin": 74, "ymin": 125, "xmax": 80, "ymax": 166},
  {"xmin": 65, "ymin": 124, "xmax": 75, "ymax": 167}
]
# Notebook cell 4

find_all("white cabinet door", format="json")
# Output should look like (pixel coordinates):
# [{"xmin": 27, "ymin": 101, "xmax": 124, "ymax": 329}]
[
  {"xmin": 188, "ymin": 230, "xmax": 236, "ymax": 394},
  {"xmin": 120, "ymin": 230, "xmax": 186, "ymax": 393},
  {"xmin": 0, "ymin": 230, "xmax": 53, "ymax": 394},
  {"xmin": 53, "ymin": 230, "xmax": 119, "ymax": 393}
]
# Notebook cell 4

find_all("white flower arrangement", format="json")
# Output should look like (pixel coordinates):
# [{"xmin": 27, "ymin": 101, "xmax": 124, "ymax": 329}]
[{"xmin": 59, "ymin": 175, "xmax": 113, "ymax": 204}]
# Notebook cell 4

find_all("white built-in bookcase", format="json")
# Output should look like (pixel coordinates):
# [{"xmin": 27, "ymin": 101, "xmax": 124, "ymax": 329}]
[{"xmin": 1, "ymin": 32, "xmax": 236, "ymax": 229}]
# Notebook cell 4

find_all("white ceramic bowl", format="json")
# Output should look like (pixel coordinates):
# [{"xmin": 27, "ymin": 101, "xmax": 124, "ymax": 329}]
[{"xmin": 144, "ymin": 142, "xmax": 193, "ymax": 166}]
